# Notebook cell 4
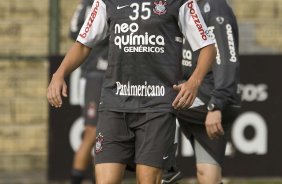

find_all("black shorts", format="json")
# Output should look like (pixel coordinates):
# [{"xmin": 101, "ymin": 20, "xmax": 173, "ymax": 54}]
[
  {"xmin": 81, "ymin": 72, "xmax": 104, "ymax": 126},
  {"xmin": 95, "ymin": 111, "xmax": 176, "ymax": 170},
  {"xmin": 177, "ymin": 105, "xmax": 239, "ymax": 166}
]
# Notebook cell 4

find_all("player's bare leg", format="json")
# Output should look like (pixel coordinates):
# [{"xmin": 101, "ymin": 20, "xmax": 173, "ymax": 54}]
[
  {"xmin": 72, "ymin": 125, "xmax": 96, "ymax": 184},
  {"xmin": 136, "ymin": 164, "xmax": 162, "ymax": 184},
  {"xmin": 95, "ymin": 163, "xmax": 126, "ymax": 184},
  {"xmin": 196, "ymin": 163, "xmax": 222, "ymax": 184},
  {"xmin": 73, "ymin": 125, "xmax": 96, "ymax": 169}
]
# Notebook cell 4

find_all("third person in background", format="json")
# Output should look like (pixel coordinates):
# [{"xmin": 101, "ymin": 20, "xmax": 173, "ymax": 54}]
[{"xmin": 162, "ymin": 0, "xmax": 241, "ymax": 183}]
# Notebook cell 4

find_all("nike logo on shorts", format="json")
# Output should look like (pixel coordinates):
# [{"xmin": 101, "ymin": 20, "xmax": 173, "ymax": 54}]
[
  {"xmin": 117, "ymin": 5, "xmax": 129, "ymax": 9},
  {"xmin": 163, "ymin": 156, "xmax": 169, "ymax": 160}
]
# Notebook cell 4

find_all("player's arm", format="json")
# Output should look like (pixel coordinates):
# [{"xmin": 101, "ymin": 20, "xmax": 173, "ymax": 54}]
[
  {"xmin": 47, "ymin": 0, "xmax": 108, "ymax": 108},
  {"xmin": 207, "ymin": 16, "xmax": 240, "ymax": 111},
  {"xmin": 173, "ymin": 0, "xmax": 216, "ymax": 109},
  {"xmin": 205, "ymin": 14, "xmax": 240, "ymax": 139},
  {"xmin": 173, "ymin": 45, "xmax": 216, "ymax": 109},
  {"xmin": 47, "ymin": 43, "xmax": 91, "ymax": 108}
]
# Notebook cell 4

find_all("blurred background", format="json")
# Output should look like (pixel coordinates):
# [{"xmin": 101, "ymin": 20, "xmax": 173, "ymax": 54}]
[{"xmin": 0, "ymin": 0, "xmax": 281, "ymax": 183}]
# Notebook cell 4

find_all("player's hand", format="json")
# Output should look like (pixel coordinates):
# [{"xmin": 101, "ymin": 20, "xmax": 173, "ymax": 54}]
[
  {"xmin": 205, "ymin": 110, "xmax": 224, "ymax": 139},
  {"xmin": 47, "ymin": 73, "xmax": 68, "ymax": 108},
  {"xmin": 172, "ymin": 79, "xmax": 199, "ymax": 109}
]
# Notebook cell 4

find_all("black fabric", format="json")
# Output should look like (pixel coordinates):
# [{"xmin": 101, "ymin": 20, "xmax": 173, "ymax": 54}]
[
  {"xmin": 98, "ymin": 0, "xmax": 198, "ymax": 113},
  {"xmin": 71, "ymin": 169, "xmax": 85, "ymax": 184},
  {"xmin": 83, "ymin": 72, "xmax": 104, "ymax": 125},
  {"xmin": 95, "ymin": 111, "xmax": 176, "ymax": 169},
  {"xmin": 177, "ymin": 105, "xmax": 239, "ymax": 165}
]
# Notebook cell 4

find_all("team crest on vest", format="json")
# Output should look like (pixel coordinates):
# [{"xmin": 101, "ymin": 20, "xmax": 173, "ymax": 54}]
[
  {"xmin": 216, "ymin": 17, "xmax": 225, "ymax": 24},
  {"xmin": 204, "ymin": 2, "xmax": 210, "ymax": 13},
  {"xmin": 153, "ymin": 0, "xmax": 167, "ymax": 15},
  {"xmin": 87, "ymin": 102, "xmax": 97, "ymax": 119},
  {"xmin": 95, "ymin": 132, "xmax": 104, "ymax": 154}
]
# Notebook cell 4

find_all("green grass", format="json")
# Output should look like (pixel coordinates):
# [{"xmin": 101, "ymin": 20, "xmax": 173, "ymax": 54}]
[
  {"xmin": 1, "ymin": 171, "xmax": 281, "ymax": 184},
  {"xmin": 122, "ymin": 178, "xmax": 282, "ymax": 184}
]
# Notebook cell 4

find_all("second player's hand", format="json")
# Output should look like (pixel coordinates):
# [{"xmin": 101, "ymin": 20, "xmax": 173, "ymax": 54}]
[
  {"xmin": 205, "ymin": 110, "xmax": 224, "ymax": 139},
  {"xmin": 172, "ymin": 79, "xmax": 199, "ymax": 109},
  {"xmin": 47, "ymin": 74, "xmax": 68, "ymax": 108}
]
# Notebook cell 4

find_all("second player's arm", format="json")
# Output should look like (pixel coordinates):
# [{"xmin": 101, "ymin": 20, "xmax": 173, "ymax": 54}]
[{"xmin": 205, "ymin": 14, "xmax": 240, "ymax": 139}]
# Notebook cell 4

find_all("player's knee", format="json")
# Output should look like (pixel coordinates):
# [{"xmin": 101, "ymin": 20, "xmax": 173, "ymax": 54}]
[
  {"xmin": 196, "ymin": 164, "xmax": 221, "ymax": 184},
  {"xmin": 96, "ymin": 171, "xmax": 123, "ymax": 184},
  {"xmin": 96, "ymin": 178, "xmax": 120, "ymax": 184},
  {"xmin": 196, "ymin": 167, "xmax": 208, "ymax": 183},
  {"xmin": 137, "ymin": 176, "xmax": 160, "ymax": 184},
  {"xmin": 136, "ymin": 165, "xmax": 162, "ymax": 184}
]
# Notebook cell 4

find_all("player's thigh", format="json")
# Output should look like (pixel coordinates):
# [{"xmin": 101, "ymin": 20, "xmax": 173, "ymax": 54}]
[
  {"xmin": 177, "ymin": 109, "xmax": 226, "ymax": 166},
  {"xmin": 95, "ymin": 163, "xmax": 126, "ymax": 184},
  {"xmin": 194, "ymin": 139, "xmax": 221, "ymax": 167},
  {"xmin": 192, "ymin": 106, "xmax": 239, "ymax": 166}
]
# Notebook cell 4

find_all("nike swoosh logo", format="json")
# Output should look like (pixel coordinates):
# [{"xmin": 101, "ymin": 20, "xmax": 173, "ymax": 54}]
[
  {"xmin": 163, "ymin": 156, "xmax": 169, "ymax": 160},
  {"xmin": 117, "ymin": 5, "xmax": 129, "ymax": 10}
]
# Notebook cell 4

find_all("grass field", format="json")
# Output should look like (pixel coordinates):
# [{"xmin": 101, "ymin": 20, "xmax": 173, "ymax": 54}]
[
  {"xmin": 122, "ymin": 178, "xmax": 282, "ymax": 184},
  {"xmin": 1, "ymin": 172, "xmax": 281, "ymax": 184}
]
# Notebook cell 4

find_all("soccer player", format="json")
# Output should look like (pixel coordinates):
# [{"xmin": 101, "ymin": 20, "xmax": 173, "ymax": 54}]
[
  {"xmin": 69, "ymin": 0, "xmax": 108, "ymax": 183},
  {"xmin": 162, "ymin": 0, "xmax": 240, "ymax": 183},
  {"xmin": 47, "ymin": 0, "xmax": 216, "ymax": 183}
]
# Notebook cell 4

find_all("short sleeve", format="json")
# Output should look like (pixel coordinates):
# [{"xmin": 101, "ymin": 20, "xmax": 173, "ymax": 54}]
[
  {"xmin": 76, "ymin": 0, "xmax": 108, "ymax": 48},
  {"xmin": 178, "ymin": 0, "xmax": 214, "ymax": 51}
]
